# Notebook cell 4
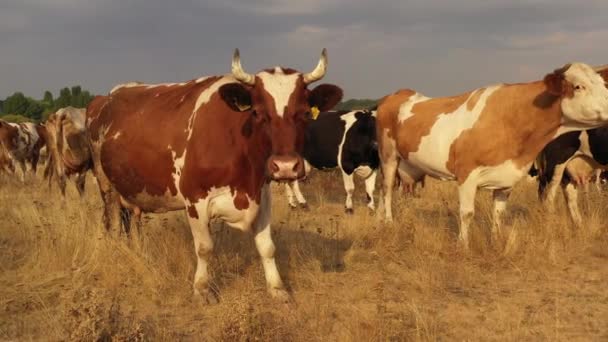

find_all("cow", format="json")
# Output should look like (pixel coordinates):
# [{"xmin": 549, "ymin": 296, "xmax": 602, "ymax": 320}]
[
  {"xmin": 376, "ymin": 63, "xmax": 608, "ymax": 248},
  {"xmin": 44, "ymin": 107, "xmax": 92, "ymax": 196},
  {"xmin": 533, "ymin": 126, "xmax": 608, "ymax": 225},
  {"xmin": 0, "ymin": 121, "xmax": 18, "ymax": 175},
  {"xmin": 0, "ymin": 119, "xmax": 46, "ymax": 181},
  {"xmin": 86, "ymin": 49, "xmax": 343, "ymax": 304},
  {"xmin": 284, "ymin": 109, "xmax": 379, "ymax": 214}
]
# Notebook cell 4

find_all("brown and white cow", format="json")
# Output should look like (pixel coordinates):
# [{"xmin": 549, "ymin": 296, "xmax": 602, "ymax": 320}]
[
  {"xmin": 86, "ymin": 49, "xmax": 343, "ymax": 303},
  {"xmin": 44, "ymin": 107, "xmax": 92, "ymax": 196},
  {"xmin": 377, "ymin": 63, "xmax": 608, "ymax": 248},
  {"xmin": 0, "ymin": 119, "xmax": 46, "ymax": 181},
  {"xmin": 0, "ymin": 121, "xmax": 18, "ymax": 175}
]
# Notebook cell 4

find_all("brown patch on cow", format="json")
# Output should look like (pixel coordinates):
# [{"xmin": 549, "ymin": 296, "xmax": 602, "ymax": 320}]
[
  {"xmin": 91, "ymin": 78, "xmax": 222, "ymax": 210},
  {"xmin": 233, "ymin": 191, "xmax": 250, "ymax": 210},
  {"xmin": 598, "ymin": 68, "xmax": 608, "ymax": 84},
  {"xmin": 187, "ymin": 205, "xmax": 199, "ymax": 219},
  {"xmin": 446, "ymin": 81, "xmax": 563, "ymax": 183},
  {"xmin": 394, "ymin": 91, "xmax": 470, "ymax": 156},
  {"xmin": 0, "ymin": 120, "xmax": 19, "ymax": 151},
  {"xmin": 466, "ymin": 88, "xmax": 484, "ymax": 111},
  {"xmin": 543, "ymin": 64, "xmax": 575, "ymax": 98}
]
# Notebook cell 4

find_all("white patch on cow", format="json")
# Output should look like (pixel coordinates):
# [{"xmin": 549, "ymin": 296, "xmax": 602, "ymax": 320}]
[
  {"xmin": 397, "ymin": 93, "xmax": 428, "ymax": 123},
  {"xmin": 257, "ymin": 69, "xmax": 299, "ymax": 118},
  {"xmin": 405, "ymin": 85, "xmax": 502, "ymax": 179},
  {"xmin": 112, "ymin": 132, "xmax": 121, "ymax": 140},
  {"xmin": 336, "ymin": 111, "xmax": 359, "ymax": 170},
  {"xmin": 355, "ymin": 165, "xmax": 373, "ymax": 179},
  {"xmin": 110, "ymin": 82, "xmax": 144, "ymax": 94},
  {"xmin": 205, "ymin": 186, "xmax": 259, "ymax": 231},
  {"xmin": 195, "ymin": 76, "xmax": 210, "ymax": 83},
  {"xmin": 170, "ymin": 148, "xmax": 186, "ymax": 201},
  {"xmin": 193, "ymin": 76, "xmax": 234, "ymax": 114},
  {"xmin": 561, "ymin": 63, "xmax": 608, "ymax": 126}
]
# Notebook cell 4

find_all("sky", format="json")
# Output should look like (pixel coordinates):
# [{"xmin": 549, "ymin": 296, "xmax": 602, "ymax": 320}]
[{"xmin": 1, "ymin": 0, "xmax": 607, "ymax": 100}]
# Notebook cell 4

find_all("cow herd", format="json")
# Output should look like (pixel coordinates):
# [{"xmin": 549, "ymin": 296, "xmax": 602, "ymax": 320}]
[{"xmin": 1, "ymin": 49, "xmax": 608, "ymax": 303}]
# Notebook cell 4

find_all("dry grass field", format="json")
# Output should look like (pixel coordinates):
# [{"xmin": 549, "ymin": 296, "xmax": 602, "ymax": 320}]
[{"xmin": 1, "ymin": 169, "xmax": 607, "ymax": 341}]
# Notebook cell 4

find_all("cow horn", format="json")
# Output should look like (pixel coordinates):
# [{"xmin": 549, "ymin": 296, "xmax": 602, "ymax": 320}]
[
  {"xmin": 232, "ymin": 49, "xmax": 255, "ymax": 85},
  {"xmin": 303, "ymin": 48, "xmax": 328, "ymax": 84},
  {"xmin": 593, "ymin": 64, "xmax": 608, "ymax": 72}
]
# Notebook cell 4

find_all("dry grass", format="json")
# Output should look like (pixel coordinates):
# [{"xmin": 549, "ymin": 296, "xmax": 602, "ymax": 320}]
[{"xmin": 1, "ymin": 170, "xmax": 607, "ymax": 341}]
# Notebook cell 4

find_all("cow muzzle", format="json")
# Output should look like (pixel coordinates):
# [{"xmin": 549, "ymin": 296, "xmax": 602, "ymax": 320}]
[{"xmin": 267, "ymin": 154, "xmax": 305, "ymax": 181}]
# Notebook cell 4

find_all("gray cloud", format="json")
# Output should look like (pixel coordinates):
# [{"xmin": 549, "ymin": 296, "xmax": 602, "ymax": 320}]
[{"xmin": 1, "ymin": 0, "xmax": 607, "ymax": 100}]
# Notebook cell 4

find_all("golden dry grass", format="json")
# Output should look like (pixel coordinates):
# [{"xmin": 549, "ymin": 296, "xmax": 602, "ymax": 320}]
[{"xmin": 1, "ymin": 170, "xmax": 607, "ymax": 341}]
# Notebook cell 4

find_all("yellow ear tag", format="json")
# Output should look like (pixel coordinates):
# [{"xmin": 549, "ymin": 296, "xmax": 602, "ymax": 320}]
[{"xmin": 311, "ymin": 106, "xmax": 320, "ymax": 120}]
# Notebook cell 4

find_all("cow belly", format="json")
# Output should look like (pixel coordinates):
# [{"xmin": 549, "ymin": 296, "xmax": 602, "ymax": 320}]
[
  {"xmin": 403, "ymin": 153, "xmax": 455, "ymax": 180},
  {"xmin": 125, "ymin": 190, "xmax": 185, "ymax": 213},
  {"xmin": 469, "ymin": 160, "xmax": 529, "ymax": 189}
]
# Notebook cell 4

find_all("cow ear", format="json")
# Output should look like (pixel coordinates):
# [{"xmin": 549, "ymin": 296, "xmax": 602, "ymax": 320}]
[
  {"xmin": 543, "ymin": 71, "xmax": 564, "ymax": 96},
  {"xmin": 219, "ymin": 83, "xmax": 252, "ymax": 112},
  {"xmin": 309, "ymin": 84, "xmax": 343, "ymax": 111}
]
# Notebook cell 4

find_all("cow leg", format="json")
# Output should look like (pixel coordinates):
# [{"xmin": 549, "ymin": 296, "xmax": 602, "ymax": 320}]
[
  {"xmin": 285, "ymin": 182, "xmax": 298, "ymax": 208},
  {"xmin": 457, "ymin": 180, "xmax": 478, "ymax": 249},
  {"xmin": 75, "ymin": 172, "xmax": 86, "ymax": 197},
  {"xmin": 285, "ymin": 180, "xmax": 307, "ymax": 209},
  {"xmin": 91, "ymin": 152, "xmax": 122, "ymax": 235},
  {"xmin": 186, "ymin": 203, "xmax": 218, "ymax": 304},
  {"xmin": 379, "ymin": 129, "xmax": 399, "ymax": 222},
  {"xmin": 253, "ymin": 184, "xmax": 289, "ymax": 301},
  {"xmin": 562, "ymin": 182, "xmax": 582, "ymax": 227},
  {"xmin": 364, "ymin": 170, "xmax": 377, "ymax": 211},
  {"xmin": 492, "ymin": 188, "xmax": 511, "ymax": 241},
  {"xmin": 31, "ymin": 152, "xmax": 40, "ymax": 176},
  {"xmin": 543, "ymin": 162, "xmax": 567, "ymax": 213},
  {"xmin": 341, "ymin": 171, "xmax": 356, "ymax": 214},
  {"xmin": 18, "ymin": 160, "xmax": 26, "ymax": 182}
]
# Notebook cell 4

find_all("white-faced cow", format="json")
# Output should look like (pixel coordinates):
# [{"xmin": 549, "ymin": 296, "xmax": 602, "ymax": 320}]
[
  {"xmin": 0, "ymin": 120, "xmax": 46, "ymax": 181},
  {"xmin": 86, "ymin": 49, "xmax": 343, "ymax": 303},
  {"xmin": 44, "ymin": 107, "xmax": 92, "ymax": 196},
  {"xmin": 284, "ymin": 109, "xmax": 379, "ymax": 213},
  {"xmin": 377, "ymin": 63, "xmax": 608, "ymax": 248}
]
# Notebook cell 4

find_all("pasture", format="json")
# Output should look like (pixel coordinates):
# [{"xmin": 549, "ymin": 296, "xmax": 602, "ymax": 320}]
[{"xmin": 1, "ymin": 171, "xmax": 607, "ymax": 341}]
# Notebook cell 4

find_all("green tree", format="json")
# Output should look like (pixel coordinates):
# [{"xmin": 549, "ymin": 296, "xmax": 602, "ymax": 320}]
[
  {"xmin": 54, "ymin": 87, "xmax": 72, "ymax": 110},
  {"xmin": 24, "ymin": 100, "xmax": 44, "ymax": 121},
  {"xmin": 2, "ymin": 92, "xmax": 29, "ymax": 115}
]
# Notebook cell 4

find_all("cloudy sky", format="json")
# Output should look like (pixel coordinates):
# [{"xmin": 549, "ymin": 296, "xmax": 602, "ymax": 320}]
[{"xmin": 1, "ymin": 0, "xmax": 606, "ymax": 100}]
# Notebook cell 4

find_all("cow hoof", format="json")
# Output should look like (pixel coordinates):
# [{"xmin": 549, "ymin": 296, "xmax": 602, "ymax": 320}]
[
  {"xmin": 289, "ymin": 204, "xmax": 298, "ymax": 210},
  {"xmin": 269, "ymin": 287, "xmax": 291, "ymax": 303},
  {"xmin": 345, "ymin": 207, "xmax": 354, "ymax": 215},
  {"xmin": 300, "ymin": 203, "xmax": 310, "ymax": 210},
  {"xmin": 194, "ymin": 289, "xmax": 219, "ymax": 305}
]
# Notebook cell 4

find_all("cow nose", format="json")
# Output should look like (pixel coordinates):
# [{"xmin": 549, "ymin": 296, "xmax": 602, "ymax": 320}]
[{"xmin": 267, "ymin": 154, "xmax": 304, "ymax": 181}]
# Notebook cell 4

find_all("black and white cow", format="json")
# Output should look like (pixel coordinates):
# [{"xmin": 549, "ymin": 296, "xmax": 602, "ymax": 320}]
[
  {"xmin": 533, "ymin": 127, "xmax": 608, "ymax": 225},
  {"xmin": 285, "ymin": 110, "xmax": 379, "ymax": 214}
]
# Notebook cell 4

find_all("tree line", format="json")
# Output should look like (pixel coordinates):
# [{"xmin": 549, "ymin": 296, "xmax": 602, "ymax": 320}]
[
  {"xmin": 334, "ymin": 98, "xmax": 379, "ymax": 111},
  {"xmin": 0, "ymin": 87, "xmax": 376, "ymax": 123},
  {"xmin": 0, "ymin": 86, "xmax": 95, "ymax": 123}
]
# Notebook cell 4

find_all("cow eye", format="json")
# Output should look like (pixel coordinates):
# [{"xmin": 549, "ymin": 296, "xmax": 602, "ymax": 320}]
[{"xmin": 574, "ymin": 85, "xmax": 583, "ymax": 90}]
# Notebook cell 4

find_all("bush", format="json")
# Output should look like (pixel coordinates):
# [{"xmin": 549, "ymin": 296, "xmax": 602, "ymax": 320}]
[{"xmin": 0, "ymin": 114, "xmax": 33, "ymax": 123}]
